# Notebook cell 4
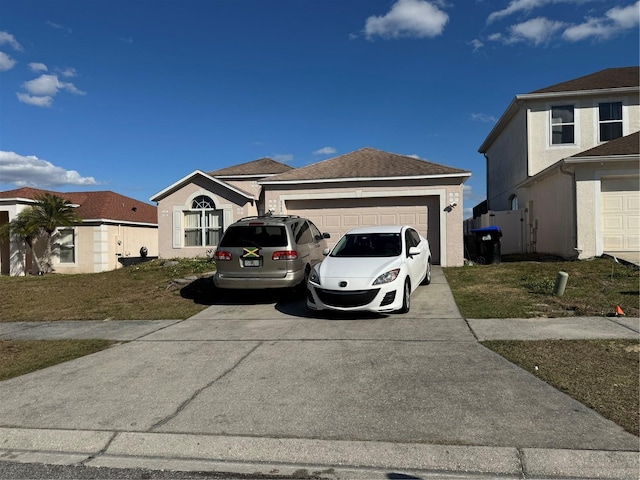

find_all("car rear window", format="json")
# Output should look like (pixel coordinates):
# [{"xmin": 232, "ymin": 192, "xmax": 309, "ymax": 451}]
[
  {"xmin": 331, "ymin": 233, "xmax": 401, "ymax": 257},
  {"xmin": 219, "ymin": 225, "xmax": 288, "ymax": 248}
]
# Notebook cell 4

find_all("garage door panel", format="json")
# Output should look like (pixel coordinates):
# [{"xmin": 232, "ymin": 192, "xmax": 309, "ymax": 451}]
[
  {"xmin": 602, "ymin": 197, "xmax": 623, "ymax": 211},
  {"xmin": 601, "ymin": 177, "xmax": 640, "ymax": 252},
  {"xmin": 286, "ymin": 197, "xmax": 427, "ymax": 246}
]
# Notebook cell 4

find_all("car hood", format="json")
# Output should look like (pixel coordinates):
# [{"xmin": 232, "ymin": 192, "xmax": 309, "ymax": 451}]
[{"xmin": 316, "ymin": 256, "xmax": 403, "ymax": 289}]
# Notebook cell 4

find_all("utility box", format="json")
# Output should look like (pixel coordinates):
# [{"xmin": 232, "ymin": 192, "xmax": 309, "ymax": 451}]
[{"xmin": 470, "ymin": 226, "xmax": 502, "ymax": 264}]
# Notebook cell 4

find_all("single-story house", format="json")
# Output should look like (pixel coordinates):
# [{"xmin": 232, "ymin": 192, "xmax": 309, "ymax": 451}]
[
  {"xmin": 0, "ymin": 187, "xmax": 158, "ymax": 275},
  {"xmin": 150, "ymin": 147, "xmax": 471, "ymax": 266}
]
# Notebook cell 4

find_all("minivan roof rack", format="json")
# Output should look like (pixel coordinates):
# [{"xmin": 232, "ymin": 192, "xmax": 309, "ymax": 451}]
[{"xmin": 237, "ymin": 214, "xmax": 301, "ymax": 222}]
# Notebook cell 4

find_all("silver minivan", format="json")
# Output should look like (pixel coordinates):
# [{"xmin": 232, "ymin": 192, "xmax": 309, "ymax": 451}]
[{"xmin": 213, "ymin": 214, "xmax": 330, "ymax": 291}]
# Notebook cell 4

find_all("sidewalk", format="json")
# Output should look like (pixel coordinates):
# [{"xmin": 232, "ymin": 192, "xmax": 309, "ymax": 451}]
[
  {"xmin": 1, "ymin": 315, "xmax": 637, "ymax": 341},
  {"xmin": 0, "ymin": 267, "xmax": 638, "ymax": 480}
]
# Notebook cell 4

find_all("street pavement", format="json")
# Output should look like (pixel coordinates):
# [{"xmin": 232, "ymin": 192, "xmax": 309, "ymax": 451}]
[{"xmin": 0, "ymin": 267, "xmax": 638, "ymax": 479}]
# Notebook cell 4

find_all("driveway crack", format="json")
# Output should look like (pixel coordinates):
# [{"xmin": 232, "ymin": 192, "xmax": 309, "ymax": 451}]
[{"xmin": 149, "ymin": 341, "xmax": 263, "ymax": 431}]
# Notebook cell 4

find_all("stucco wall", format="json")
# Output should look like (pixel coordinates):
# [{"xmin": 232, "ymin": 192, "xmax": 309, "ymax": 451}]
[
  {"xmin": 156, "ymin": 175, "xmax": 257, "ymax": 259},
  {"xmin": 527, "ymin": 171, "xmax": 576, "ymax": 258},
  {"xmin": 527, "ymin": 93, "xmax": 640, "ymax": 177},
  {"xmin": 262, "ymin": 179, "xmax": 465, "ymax": 267},
  {"xmin": 484, "ymin": 109, "xmax": 528, "ymax": 211},
  {"xmin": 53, "ymin": 224, "xmax": 158, "ymax": 274}
]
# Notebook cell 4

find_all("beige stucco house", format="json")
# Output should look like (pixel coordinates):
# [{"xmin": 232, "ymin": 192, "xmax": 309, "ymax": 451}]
[
  {"xmin": 470, "ymin": 67, "xmax": 639, "ymax": 259},
  {"xmin": 151, "ymin": 148, "xmax": 471, "ymax": 266},
  {"xmin": 0, "ymin": 187, "xmax": 158, "ymax": 275}
]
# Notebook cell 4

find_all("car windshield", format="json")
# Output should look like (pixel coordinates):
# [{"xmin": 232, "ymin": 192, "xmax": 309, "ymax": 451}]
[
  {"xmin": 219, "ymin": 225, "xmax": 287, "ymax": 247},
  {"xmin": 331, "ymin": 233, "xmax": 401, "ymax": 257}
]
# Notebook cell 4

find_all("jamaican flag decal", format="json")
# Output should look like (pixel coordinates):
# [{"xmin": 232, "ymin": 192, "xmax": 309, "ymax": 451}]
[{"xmin": 242, "ymin": 247, "xmax": 260, "ymax": 258}]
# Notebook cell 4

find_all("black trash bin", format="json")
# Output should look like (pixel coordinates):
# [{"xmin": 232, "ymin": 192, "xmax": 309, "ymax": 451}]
[{"xmin": 470, "ymin": 226, "xmax": 502, "ymax": 264}]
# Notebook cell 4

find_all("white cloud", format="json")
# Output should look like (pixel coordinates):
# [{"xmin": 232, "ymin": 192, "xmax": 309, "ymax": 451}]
[
  {"xmin": 313, "ymin": 147, "xmax": 336, "ymax": 156},
  {"xmin": 364, "ymin": 0, "xmax": 449, "ymax": 40},
  {"xmin": 0, "ymin": 151, "xmax": 98, "ymax": 187},
  {"xmin": 469, "ymin": 39, "xmax": 484, "ymax": 51},
  {"xmin": 19, "ymin": 74, "xmax": 86, "ymax": 107},
  {"xmin": 273, "ymin": 154, "xmax": 294, "ymax": 163},
  {"xmin": 463, "ymin": 184, "xmax": 486, "ymax": 219},
  {"xmin": 487, "ymin": 0, "xmax": 597, "ymax": 24},
  {"xmin": 46, "ymin": 20, "xmax": 72, "ymax": 35},
  {"xmin": 16, "ymin": 93, "xmax": 53, "ymax": 107},
  {"xmin": 0, "ymin": 31, "xmax": 23, "ymax": 51},
  {"xmin": 471, "ymin": 113, "xmax": 498, "ymax": 123},
  {"xmin": 29, "ymin": 62, "xmax": 48, "ymax": 73},
  {"xmin": 59, "ymin": 67, "xmax": 77, "ymax": 78},
  {"xmin": 498, "ymin": 17, "xmax": 567, "ymax": 45},
  {"xmin": 563, "ymin": 1, "xmax": 640, "ymax": 41},
  {"xmin": 0, "ymin": 52, "xmax": 16, "ymax": 71}
]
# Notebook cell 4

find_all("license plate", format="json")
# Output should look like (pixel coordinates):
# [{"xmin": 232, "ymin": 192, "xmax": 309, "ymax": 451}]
[{"xmin": 243, "ymin": 259, "xmax": 260, "ymax": 267}]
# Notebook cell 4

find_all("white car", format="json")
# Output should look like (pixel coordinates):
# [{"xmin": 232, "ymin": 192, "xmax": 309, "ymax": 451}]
[{"xmin": 306, "ymin": 225, "xmax": 431, "ymax": 314}]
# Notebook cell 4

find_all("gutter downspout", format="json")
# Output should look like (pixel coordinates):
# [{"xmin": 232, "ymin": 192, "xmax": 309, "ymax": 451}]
[{"xmin": 558, "ymin": 160, "xmax": 579, "ymax": 259}]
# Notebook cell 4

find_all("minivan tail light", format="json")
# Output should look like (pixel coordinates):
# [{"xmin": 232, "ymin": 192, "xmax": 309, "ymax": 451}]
[
  {"xmin": 272, "ymin": 250, "xmax": 298, "ymax": 261},
  {"xmin": 214, "ymin": 250, "xmax": 232, "ymax": 261}
]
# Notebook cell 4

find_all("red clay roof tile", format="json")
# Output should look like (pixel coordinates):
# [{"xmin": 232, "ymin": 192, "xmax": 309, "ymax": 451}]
[{"xmin": 0, "ymin": 188, "xmax": 157, "ymax": 224}]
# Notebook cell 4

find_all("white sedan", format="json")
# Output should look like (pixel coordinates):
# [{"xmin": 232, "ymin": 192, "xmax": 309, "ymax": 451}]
[{"xmin": 306, "ymin": 225, "xmax": 431, "ymax": 314}]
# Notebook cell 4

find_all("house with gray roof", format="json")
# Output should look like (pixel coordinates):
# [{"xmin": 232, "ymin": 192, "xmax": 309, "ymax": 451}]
[
  {"xmin": 472, "ymin": 66, "xmax": 639, "ymax": 260},
  {"xmin": 151, "ymin": 148, "xmax": 471, "ymax": 266}
]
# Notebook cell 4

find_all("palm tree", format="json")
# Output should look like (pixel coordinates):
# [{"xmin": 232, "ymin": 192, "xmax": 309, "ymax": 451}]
[
  {"xmin": 29, "ymin": 193, "xmax": 81, "ymax": 273},
  {"xmin": 0, "ymin": 208, "xmax": 44, "ymax": 274}
]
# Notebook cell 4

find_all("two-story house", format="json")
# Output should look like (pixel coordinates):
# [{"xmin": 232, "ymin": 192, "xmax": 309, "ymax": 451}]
[{"xmin": 473, "ymin": 67, "xmax": 639, "ymax": 260}]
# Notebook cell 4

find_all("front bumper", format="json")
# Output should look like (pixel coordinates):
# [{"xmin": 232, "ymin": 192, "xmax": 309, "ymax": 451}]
[{"xmin": 306, "ymin": 282, "xmax": 402, "ymax": 313}]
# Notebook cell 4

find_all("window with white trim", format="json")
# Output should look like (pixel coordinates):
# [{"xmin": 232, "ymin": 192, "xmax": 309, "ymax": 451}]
[
  {"xmin": 551, "ymin": 105, "xmax": 575, "ymax": 145},
  {"xmin": 509, "ymin": 195, "xmax": 518, "ymax": 211},
  {"xmin": 58, "ymin": 228, "xmax": 75, "ymax": 263},
  {"xmin": 599, "ymin": 102, "xmax": 622, "ymax": 142},
  {"xmin": 184, "ymin": 196, "xmax": 223, "ymax": 247}
]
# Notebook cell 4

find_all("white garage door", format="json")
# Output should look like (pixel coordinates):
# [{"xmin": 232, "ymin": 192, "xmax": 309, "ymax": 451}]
[
  {"xmin": 285, "ymin": 197, "xmax": 429, "ymax": 246},
  {"xmin": 601, "ymin": 177, "xmax": 640, "ymax": 251}
]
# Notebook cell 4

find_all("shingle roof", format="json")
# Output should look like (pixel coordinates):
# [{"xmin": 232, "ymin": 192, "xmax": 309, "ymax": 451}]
[
  {"xmin": 531, "ymin": 67, "xmax": 639, "ymax": 94},
  {"xmin": 572, "ymin": 131, "xmax": 640, "ymax": 158},
  {"xmin": 262, "ymin": 148, "xmax": 469, "ymax": 183},
  {"xmin": 0, "ymin": 187, "xmax": 157, "ymax": 224},
  {"xmin": 208, "ymin": 158, "xmax": 294, "ymax": 176}
]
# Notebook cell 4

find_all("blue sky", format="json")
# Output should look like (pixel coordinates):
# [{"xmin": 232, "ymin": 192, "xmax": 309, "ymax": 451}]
[{"xmin": 1, "ymin": 0, "xmax": 638, "ymax": 218}]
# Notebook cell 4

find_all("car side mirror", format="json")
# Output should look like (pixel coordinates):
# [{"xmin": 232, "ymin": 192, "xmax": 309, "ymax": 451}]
[
  {"xmin": 322, "ymin": 248, "xmax": 330, "ymax": 256},
  {"xmin": 322, "ymin": 232, "xmax": 331, "ymax": 239},
  {"xmin": 408, "ymin": 246, "xmax": 421, "ymax": 257}
]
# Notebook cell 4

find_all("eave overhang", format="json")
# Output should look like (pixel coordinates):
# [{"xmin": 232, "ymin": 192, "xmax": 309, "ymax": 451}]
[
  {"xmin": 259, "ymin": 172, "xmax": 471, "ymax": 186},
  {"xmin": 150, "ymin": 170, "xmax": 255, "ymax": 202}
]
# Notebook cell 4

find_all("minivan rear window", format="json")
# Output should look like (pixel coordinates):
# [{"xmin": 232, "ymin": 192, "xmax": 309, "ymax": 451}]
[{"xmin": 219, "ymin": 225, "xmax": 288, "ymax": 247}]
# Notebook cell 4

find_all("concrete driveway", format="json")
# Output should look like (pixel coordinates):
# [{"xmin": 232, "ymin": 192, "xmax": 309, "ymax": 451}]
[{"xmin": 0, "ymin": 267, "xmax": 638, "ymax": 479}]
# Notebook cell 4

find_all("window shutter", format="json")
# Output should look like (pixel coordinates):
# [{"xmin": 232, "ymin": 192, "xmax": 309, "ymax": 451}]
[{"xmin": 172, "ymin": 211, "xmax": 182, "ymax": 248}]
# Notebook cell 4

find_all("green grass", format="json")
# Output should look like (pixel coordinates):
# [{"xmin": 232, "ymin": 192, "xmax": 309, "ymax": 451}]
[
  {"xmin": 0, "ymin": 257, "xmax": 216, "ymax": 321},
  {"xmin": 483, "ymin": 339, "xmax": 639, "ymax": 436},
  {"xmin": 443, "ymin": 256, "xmax": 639, "ymax": 318},
  {"xmin": 0, "ymin": 339, "xmax": 117, "ymax": 381}
]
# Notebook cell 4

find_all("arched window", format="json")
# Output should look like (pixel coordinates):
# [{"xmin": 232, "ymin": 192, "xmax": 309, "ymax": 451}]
[
  {"xmin": 509, "ymin": 195, "xmax": 519, "ymax": 211},
  {"xmin": 184, "ymin": 195, "xmax": 223, "ymax": 247}
]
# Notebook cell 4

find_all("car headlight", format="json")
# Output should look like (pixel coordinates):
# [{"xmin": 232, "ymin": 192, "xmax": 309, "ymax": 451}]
[
  {"xmin": 373, "ymin": 268, "xmax": 400, "ymax": 285},
  {"xmin": 309, "ymin": 268, "xmax": 321, "ymax": 285}
]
